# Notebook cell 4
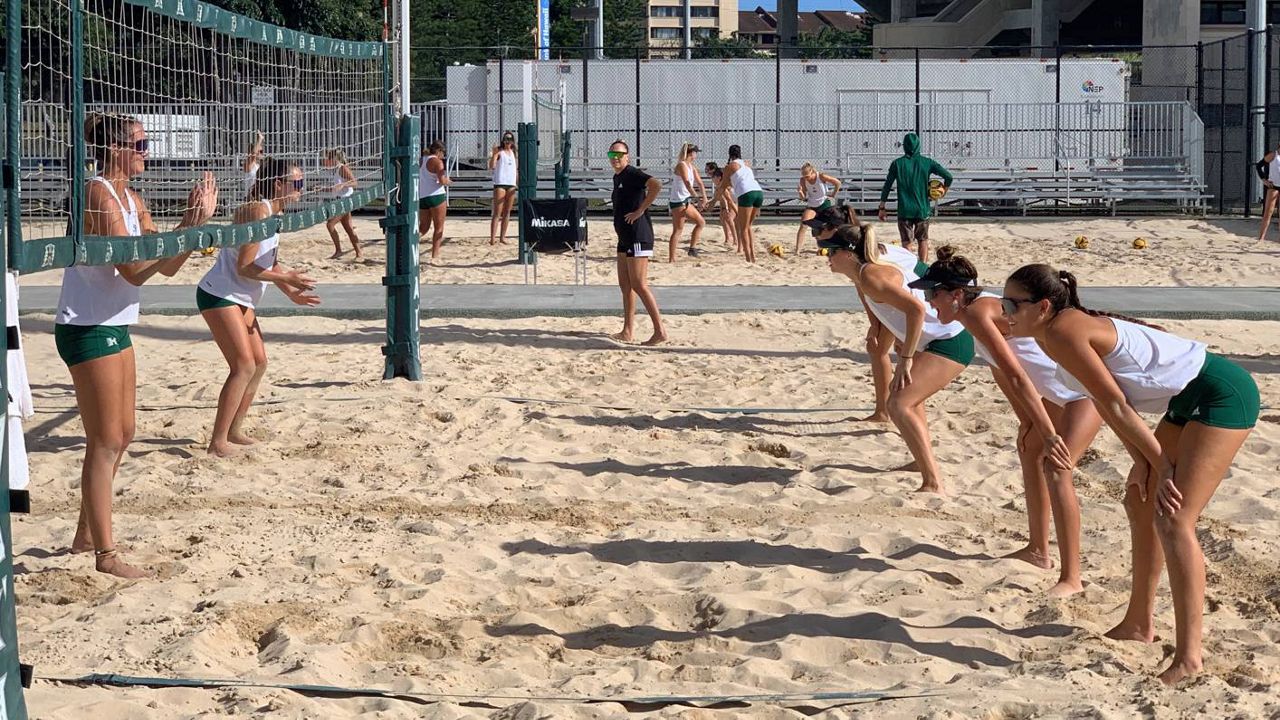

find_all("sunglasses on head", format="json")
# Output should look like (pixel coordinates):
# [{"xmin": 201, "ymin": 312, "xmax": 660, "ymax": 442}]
[{"xmin": 1001, "ymin": 297, "xmax": 1036, "ymax": 316}]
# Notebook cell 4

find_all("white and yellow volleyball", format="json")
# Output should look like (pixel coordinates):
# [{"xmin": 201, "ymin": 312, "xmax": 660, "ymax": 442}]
[
  {"xmin": 1073, "ymin": 235, "xmax": 1090, "ymax": 249},
  {"xmin": 1132, "ymin": 237, "xmax": 1148, "ymax": 249},
  {"xmin": 928, "ymin": 179, "xmax": 947, "ymax": 201}
]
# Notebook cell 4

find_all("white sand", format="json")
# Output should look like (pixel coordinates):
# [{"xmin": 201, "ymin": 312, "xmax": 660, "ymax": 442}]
[
  {"xmin": 13, "ymin": 312, "xmax": 1280, "ymax": 718},
  {"xmin": 18, "ymin": 215, "xmax": 1280, "ymax": 289}
]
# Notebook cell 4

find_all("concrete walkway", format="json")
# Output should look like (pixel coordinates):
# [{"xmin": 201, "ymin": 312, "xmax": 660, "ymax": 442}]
[{"xmin": 17, "ymin": 284, "xmax": 1280, "ymax": 320}]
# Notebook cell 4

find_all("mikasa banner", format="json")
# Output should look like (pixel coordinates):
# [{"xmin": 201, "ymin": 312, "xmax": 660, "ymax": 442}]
[{"xmin": 522, "ymin": 198, "xmax": 588, "ymax": 251}]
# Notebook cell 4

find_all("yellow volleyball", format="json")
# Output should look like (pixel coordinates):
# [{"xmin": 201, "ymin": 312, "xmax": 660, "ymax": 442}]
[
  {"xmin": 1074, "ymin": 235, "xmax": 1090, "ymax": 249},
  {"xmin": 1132, "ymin": 237, "xmax": 1148, "ymax": 249},
  {"xmin": 928, "ymin": 179, "xmax": 947, "ymax": 201},
  {"xmin": 768, "ymin": 243, "xmax": 785, "ymax": 258}
]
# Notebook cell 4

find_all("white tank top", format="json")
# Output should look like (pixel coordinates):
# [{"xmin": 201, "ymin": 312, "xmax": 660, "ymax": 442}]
[
  {"xmin": 803, "ymin": 176, "xmax": 828, "ymax": 207},
  {"xmin": 331, "ymin": 166, "xmax": 354, "ymax": 198},
  {"xmin": 859, "ymin": 263, "xmax": 964, "ymax": 346},
  {"xmin": 492, "ymin": 149, "xmax": 517, "ymax": 186},
  {"xmin": 669, "ymin": 163, "xmax": 693, "ymax": 202},
  {"xmin": 729, "ymin": 161, "xmax": 762, "ymax": 197},
  {"xmin": 56, "ymin": 177, "xmax": 142, "ymax": 327},
  {"xmin": 1057, "ymin": 317, "xmax": 1207, "ymax": 414},
  {"xmin": 881, "ymin": 244, "xmax": 921, "ymax": 278},
  {"xmin": 1269, "ymin": 155, "xmax": 1280, "ymax": 186},
  {"xmin": 198, "ymin": 200, "xmax": 280, "ymax": 309},
  {"xmin": 243, "ymin": 161, "xmax": 259, "ymax": 194},
  {"xmin": 419, "ymin": 156, "xmax": 446, "ymax": 198},
  {"xmin": 969, "ymin": 294, "xmax": 1086, "ymax": 406}
]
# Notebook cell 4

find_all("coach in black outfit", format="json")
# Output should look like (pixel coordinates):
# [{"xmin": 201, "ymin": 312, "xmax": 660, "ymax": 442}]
[{"xmin": 608, "ymin": 139, "xmax": 667, "ymax": 345}]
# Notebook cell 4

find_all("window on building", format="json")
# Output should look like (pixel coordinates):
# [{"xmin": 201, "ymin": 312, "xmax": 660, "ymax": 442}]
[
  {"xmin": 693, "ymin": 27, "xmax": 717, "ymax": 38},
  {"xmin": 691, "ymin": 6, "xmax": 719, "ymax": 17},
  {"xmin": 651, "ymin": 6, "xmax": 682, "ymax": 17},
  {"xmin": 1200, "ymin": 0, "xmax": 1247, "ymax": 24},
  {"xmin": 650, "ymin": 27, "xmax": 682, "ymax": 39}
]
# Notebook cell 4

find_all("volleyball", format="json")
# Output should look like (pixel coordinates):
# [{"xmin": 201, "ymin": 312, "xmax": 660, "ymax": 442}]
[
  {"xmin": 1133, "ymin": 237, "xmax": 1148, "ymax": 249},
  {"xmin": 1074, "ymin": 235, "xmax": 1090, "ymax": 249},
  {"xmin": 928, "ymin": 179, "xmax": 947, "ymax": 201},
  {"xmin": 768, "ymin": 243, "xmax": 785, "ymax": 258},
  {"xmin": 199, "ymin": 246, "xmax": 217, "ymax": 256}
]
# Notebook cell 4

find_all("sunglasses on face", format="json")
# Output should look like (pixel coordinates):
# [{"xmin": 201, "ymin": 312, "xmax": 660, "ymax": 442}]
[
  {"xmin": 607, "ymin": 150, "xmax": 627, "ymax": 160},
  {"xmin": 128, "ymin": 138, "xmax": 150, "ymax": 154},
  {"xmin": 293, "ymin": 178, "xmax": 305, "ymax": 191},
  {"xmin": 1001, "ymin": 297, "xmax": 1036, "ymax": 316}
]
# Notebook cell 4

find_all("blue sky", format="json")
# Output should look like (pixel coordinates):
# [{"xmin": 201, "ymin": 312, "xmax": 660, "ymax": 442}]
[{"xmin": 750, "ymin": 1, "xmax": 866, "ymax": 11}]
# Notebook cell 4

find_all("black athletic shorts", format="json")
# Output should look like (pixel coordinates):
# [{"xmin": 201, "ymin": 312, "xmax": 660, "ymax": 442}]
[{"xmin": 615, "ymin": 216, "xmax": 655, "ymax": 258}]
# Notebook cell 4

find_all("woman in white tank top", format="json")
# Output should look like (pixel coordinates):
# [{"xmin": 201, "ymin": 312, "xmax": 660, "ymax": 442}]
[
  {"xmin": 666, "ymin": 143, "xmax": 707, "ymax": 262},
  {"xmin": 711, "ymin": 144, "xmax": 763, "ymax": 262},
  {"xmin": 198, "ymin": 157, "xmax": 318, "ymax": 459},
  {"xmin": 489, "ymin": 131, "xmax": 519, "ymax": 246},
  {"xmin": 1003, "ymin": 263, "xmax": 1260, "ymax": 685},
  {"xmin": 56, "ymin": 113, "xmax": 217, "ymax": 579},
  {"xmin": 322, "ymin": 148, "xmax": 362, "ymax": 260},
  {"xmin": 242, "ymin": 129, "xmax": 264, "ymax": 196},
  {"xmin": 418, "ymin": 140, "xmax": 452, "ymax": 262},
  {"xmin": 794, "ymin": 163, "xmax": 841, "ymax": 253},
  {"xmin": 820, "ymin": 223, "xmax": 972, "ymax": 495},
  {"xmin": 912, "ymin": 248, "xmax": 1102, "ymax": 598}
]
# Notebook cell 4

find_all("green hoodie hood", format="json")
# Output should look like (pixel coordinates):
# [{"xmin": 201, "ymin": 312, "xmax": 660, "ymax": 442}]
[{"xmin": 902, "ymin": 133, "xmax": 920, "ymax": 157}]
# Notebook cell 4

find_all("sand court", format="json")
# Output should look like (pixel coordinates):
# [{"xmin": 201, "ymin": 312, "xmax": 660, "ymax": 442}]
[{"xmin": 12, "ymin": 311, "xmax": 1280, "ymax": 718}]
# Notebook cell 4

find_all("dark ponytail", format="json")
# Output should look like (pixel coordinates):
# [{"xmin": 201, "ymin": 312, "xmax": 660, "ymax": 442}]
[
  {"xmin": 1008, "ymin": 264, "xmax": 1163, "ymax": 330},
  {"xmin": 85, "ymin": 112, "xmax": 139, "ymax": 174},
  {"xmin": 249, "ymin": 156, "xmax": 295, "ymax": 202},
  {"xmin": 727, "ymin": 144, "xmax": 742, "ymax": 161},
  {"xmin": 932, "ymin": 245, "xmax": 982, "ymax": 303}
]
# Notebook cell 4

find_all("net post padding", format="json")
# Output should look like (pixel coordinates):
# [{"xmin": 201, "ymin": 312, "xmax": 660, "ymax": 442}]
[
  {"xmin": 516, "ymin": 122, "xmax": 538, "ymax": 265},
  {"xmin": 380, "ymin": 115, "xmax": 420, "ymax": 381}
]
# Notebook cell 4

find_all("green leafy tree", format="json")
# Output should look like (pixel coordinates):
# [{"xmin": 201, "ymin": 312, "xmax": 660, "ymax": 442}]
[
  {"xmin": 602, "ymin": 0, "xmax": 647, "ymax": 57},
  {"xmin": 796, "ymin": 27, "xmax": 872, "ymax": 60},
  {"xmin": 694, "ymin": 33, "xmax": 767, "ymax": 60}
]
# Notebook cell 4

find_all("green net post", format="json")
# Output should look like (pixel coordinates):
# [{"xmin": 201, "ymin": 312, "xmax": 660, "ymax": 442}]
[
  {"xmin": 4, "ymin": 0, "xmax": 21, "ymax": 274},
  {"xmin": 555, "ymin": 132, "xmax": 571, "ymax": 200},
  {"xmin": 381, "ymin": 114, "xmax": 421, "ymax": 381},
  {"xmin": 516, "ymin": 122, "xmax": 538, "ymax": 265}
]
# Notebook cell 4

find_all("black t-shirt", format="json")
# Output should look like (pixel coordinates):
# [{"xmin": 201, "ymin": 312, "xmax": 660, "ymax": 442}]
[{"xmin": 612, "ymin": 164, "xmax": 653, "ymax": 222}]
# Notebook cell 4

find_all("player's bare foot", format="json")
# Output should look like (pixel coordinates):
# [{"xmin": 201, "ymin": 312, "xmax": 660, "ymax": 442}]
[
  {"xmin": 228, "ymin": 431, "xmax": 258, "ymax": 446},
  {"xmin": 207, "ymin": 441, "xmax": 242, "ymax": 458},
  {"xmin": 915, "ymin": 481, "xmax": 944, "ymax": 494},
  {"xmin": 858, "ymin": 412, "xmax": 891, "ymax": 423},
  {"xmin": 96, "ymin": 550, "xmax": 151, "ymax": 580},
  {"xmin": 71, "ymin": 531, "xmax": 94, "ymax": 554},
  {"xmin": 894, "ymin": 460, "xmax": 921, "ymax": 472},
  {"xmin": 1158, "ymin": 658, "xmax": 1202, "ymax": 686},
  {"xmin": 1104, "ymin": 620, "xmax": 1156, "ymax": 643},
  {"xmin": 642, "ymin": 332, "xmax": 668, "ymax": 346},
  {"xmin": 1003, "ymin": 544, "xmax": 1054, "ymax": 570},
  {"xmin": 610, "ymin": 331, "xmax": 634, "ymax": 343},
  {"xmin": 329, "ymin": 250, "xmax": 345, "ymax": 259},
  {"xmin": 1046, "ymin": 579, "xmax": 1085, "ymax": 598}
]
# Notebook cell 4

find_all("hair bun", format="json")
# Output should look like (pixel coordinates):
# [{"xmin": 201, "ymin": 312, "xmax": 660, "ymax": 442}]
[{"xmin": 935, "ymin": 244, "xmax": 956, "ymax": 262}]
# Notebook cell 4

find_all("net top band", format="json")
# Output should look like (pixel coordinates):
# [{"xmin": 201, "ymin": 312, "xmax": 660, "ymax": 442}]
[{"xmin": 126, "ymin": 0, "xmax": 385, "ymax": 59}]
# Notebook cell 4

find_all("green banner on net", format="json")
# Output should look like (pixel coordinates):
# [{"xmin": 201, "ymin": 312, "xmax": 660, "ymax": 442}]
[
  {"xmin": 14, "ymin": 185, "xmax": 384, "ymax": 274},
  {"xmin": 124, "ymin": 0, "xmax": 385, "ymax": 59}
]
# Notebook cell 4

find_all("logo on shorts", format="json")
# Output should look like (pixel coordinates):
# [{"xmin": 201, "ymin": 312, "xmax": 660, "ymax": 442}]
[{"xmin": 106, "ymin": 337, "xmax": 118, "ymax": 347}]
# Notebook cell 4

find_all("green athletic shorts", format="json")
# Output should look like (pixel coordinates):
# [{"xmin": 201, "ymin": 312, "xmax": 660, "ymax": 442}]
[
  {"xmin": 668, "ymin": 198, "xmax": 693, "ymax": 210},
  {"xmin": 196, "ymin": 287, "xmax": 238, "ymax": 312},
  {"xmin": 923, "ymin": 330, "xmax": 975, "ymax": 366},
  {"xmin": 419, "ymin": 194, "xmax": 447, "ymax": 209},
  {"xmin": 1163, "ymin": 352, "xmax": 1260, "ymax": 430},
  {"xmin": 54, "ymin": 323, "xmax": 132, "ymax": 368},
  {"xmin": 808, "ymin": 199, "xmax": 833, "ymax": 211},
  {"xmin": 737, "ymin": 190, "xmax": 764, "ymax": 208},
  {"xmin": 494, "ymin": 184, "xmax": 516, "ymax": 191}
]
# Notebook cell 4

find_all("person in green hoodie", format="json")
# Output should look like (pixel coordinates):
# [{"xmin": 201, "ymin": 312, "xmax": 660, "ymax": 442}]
[{"xmin": 877, "ymin": 133, "xmax": 953, "ymax": 264}]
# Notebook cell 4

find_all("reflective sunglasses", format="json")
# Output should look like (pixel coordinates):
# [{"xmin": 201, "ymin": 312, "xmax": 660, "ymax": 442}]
[
  {"xmin": 607, "ymin": 150, "xmax": 627, "ymax": 160},
  {"xmin": 131, "ymin": 138, "xmax": 150, "ymax": 154},
  {"xmin": 1001, "ymin": 297, "xmax": 1036, "ymax": 316}
]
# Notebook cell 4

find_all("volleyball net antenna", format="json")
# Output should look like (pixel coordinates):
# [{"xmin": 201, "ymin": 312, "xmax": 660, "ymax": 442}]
[{"xmin": 8, "ymin": 0, "xmax": 390, "ymax": 273}]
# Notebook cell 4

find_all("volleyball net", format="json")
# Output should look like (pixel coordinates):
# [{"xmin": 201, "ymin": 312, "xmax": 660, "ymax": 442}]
[{"xmin": 7, "ymin": 0, "xmax": 390, "ymax": 274}]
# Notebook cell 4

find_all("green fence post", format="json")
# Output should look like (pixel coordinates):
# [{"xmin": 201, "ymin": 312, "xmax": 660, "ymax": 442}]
[
  {"xmin": 5, "ymin": 0, "xmax": 23, "ymax": 273},
  {"xmin": 516, "ymin": 122, "xmax": 537, "ymax": 265},
  {"xmin": 381, "ymin": 115, "xmax": 421, "ymax": 381},
  {"xmin": 70, "ymin": 0, "xmax": 86, "ymax": 262}
]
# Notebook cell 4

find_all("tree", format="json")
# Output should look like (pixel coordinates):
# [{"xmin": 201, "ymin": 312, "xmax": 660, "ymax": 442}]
[
  {"xmin": 694, "ymin": 33, "xmax": 768, "ymax": 60},
  {"xmin": 795, "ymin": 27, "xmax": 872, "ymax": 60}
]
